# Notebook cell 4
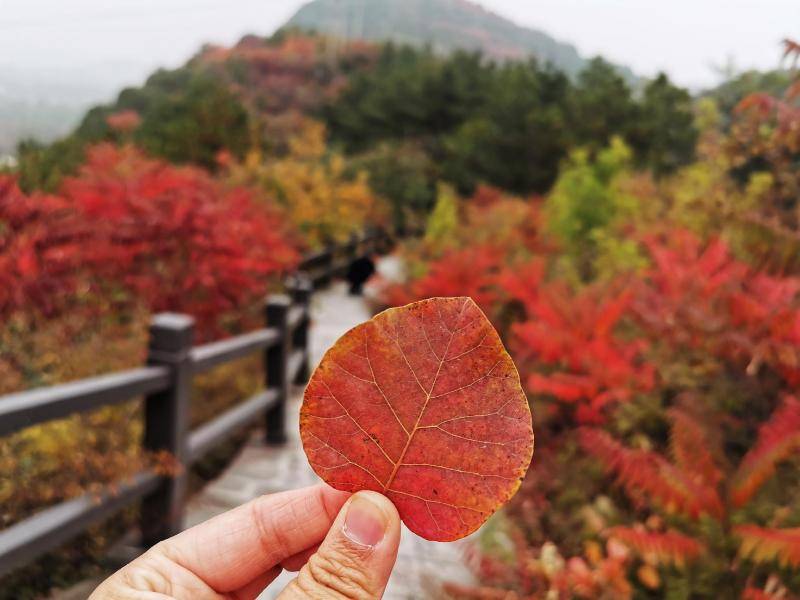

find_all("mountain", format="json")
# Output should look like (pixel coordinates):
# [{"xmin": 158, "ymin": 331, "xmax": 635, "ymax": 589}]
[{"xmin": 285, "ymin": 0, "xmax": 635, "ymax": 80}]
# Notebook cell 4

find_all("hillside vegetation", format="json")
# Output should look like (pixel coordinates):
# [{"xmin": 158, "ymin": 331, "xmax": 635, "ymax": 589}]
[
  {"xmin": 381, "ymin": 41, "xmax": 800, "ymax": 598},
  {"xmin": 14, "ymin": 33, "xmax": 694, "ymax": 233}
]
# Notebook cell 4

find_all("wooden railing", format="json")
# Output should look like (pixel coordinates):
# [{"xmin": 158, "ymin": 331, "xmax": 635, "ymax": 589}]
[{"xmin": 0, "ymin": 229, "xmax": 387, "ymax": 579}]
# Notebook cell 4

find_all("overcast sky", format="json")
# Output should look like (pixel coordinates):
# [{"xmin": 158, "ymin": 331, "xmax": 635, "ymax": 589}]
[{"xmin": 1, "ymin": 0, "xmax": 797, "ymax": 93}]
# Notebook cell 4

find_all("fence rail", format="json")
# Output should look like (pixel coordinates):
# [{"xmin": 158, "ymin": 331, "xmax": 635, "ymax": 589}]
[{"xmin": 0, "ymin": 229, "xmax": 387, "ymax": 579}]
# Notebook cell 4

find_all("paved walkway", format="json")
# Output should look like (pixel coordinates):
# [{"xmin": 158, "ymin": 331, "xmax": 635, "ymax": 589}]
[{"xmin": 185, "ymin": 271, "xmax": 474, "ymax": 598}]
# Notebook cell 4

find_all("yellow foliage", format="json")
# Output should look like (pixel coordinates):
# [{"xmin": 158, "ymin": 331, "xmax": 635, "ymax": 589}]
[
  {"xmin": 0, "ymin": 306, "xmax": 265, "ymax": 529},
  {"xmin": 228, "ymin": 119, "xmax": 387, "ymax": 248},
  {"xmin": 637, "ymin": 564, "xmax": 661, "ymax": 589},
  {"xmin": 424, "ymin": 183, "xmax": 460, "ymax": 251},
  {"xmin": 0, "ymin": 310, "xmax": 149, "ymax": 527},
  {"xmin": 545, "ymin": 138, "xmax": 651, "ymax": 282}
]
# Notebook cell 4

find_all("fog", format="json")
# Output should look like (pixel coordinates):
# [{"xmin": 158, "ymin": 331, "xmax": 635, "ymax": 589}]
[{"xmin": 2, "ymin": 0, "xmax": 798, "ymax": 96}]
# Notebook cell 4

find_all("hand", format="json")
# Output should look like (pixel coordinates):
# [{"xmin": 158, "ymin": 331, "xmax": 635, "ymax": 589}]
[{"xmin": 90, "ymin": 484, "xmax": 401, "ymax": 599}]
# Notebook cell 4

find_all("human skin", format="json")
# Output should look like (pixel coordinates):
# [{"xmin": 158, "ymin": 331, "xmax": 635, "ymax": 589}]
[{"xmin": 90, "ymin": 485, "xmax": 401, "ymax": 599}]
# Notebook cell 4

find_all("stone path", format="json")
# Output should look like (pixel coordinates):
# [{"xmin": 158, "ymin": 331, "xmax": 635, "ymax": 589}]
[{"xmin": 185, "ymin": 270, "xmax": 474, "ymax": 599}]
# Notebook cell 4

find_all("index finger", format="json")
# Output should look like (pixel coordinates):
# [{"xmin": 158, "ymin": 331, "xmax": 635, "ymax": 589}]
[{"xmin": 157, "ymin": 483, "xmax": 350, "ymax": 592}]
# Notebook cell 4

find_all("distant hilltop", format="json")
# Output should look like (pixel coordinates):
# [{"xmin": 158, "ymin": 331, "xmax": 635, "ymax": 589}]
[{"xmin": 284, "ymin": 0, "xmax": 637, "ymax": 81}]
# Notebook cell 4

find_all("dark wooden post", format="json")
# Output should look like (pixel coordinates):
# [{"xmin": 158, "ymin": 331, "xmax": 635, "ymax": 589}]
[
  {"xmin": 141, "ymin": 313, "xmax": 194, "ymax": 546},
  {"xmin": 265, "ymin": 295, "xmax": 291, "ymax": 445},
  {"xmin": 288, "ymin": 273, "xmax": 313, "ymax": 384}
]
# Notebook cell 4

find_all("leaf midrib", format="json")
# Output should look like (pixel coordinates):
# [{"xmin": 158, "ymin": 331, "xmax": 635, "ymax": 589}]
[{"xmin": 381, "ymin": 299, "xmax": 467, "ymax": 492}]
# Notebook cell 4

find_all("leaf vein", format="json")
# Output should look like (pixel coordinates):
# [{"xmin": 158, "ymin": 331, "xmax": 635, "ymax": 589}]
[
  {"xmin": 306, "ymin": 431, "xmax": 385, "ymax": 488},
  {"xmin": 387, "ymin": 489, "xmax": 487, "ymax": 515},
  {"xmin": 428, "ymin": 360, "xmax": 502, "ymax": 399},
  {"xmin": 320, "ymin": 380, "xmax": 397, "ymax": 468},
  {"xmin": 400, "ymin": 463, "xmax": 515, "ymax": 480},
  {"xmin": 418, "ymin": 424, "xmax": 528, "ymax": 446},
  {"xmin": 381, "ymin": 299, "xmax": 470, "ymax": 491},
  {"xmin": 364, "ymin": 328, "xmax": 410, "ymax": 437}
]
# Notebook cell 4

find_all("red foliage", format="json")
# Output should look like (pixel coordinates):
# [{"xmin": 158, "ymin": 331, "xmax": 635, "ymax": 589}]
[
  {"xmin": 470, "ymin": 185, "xmax": 506, "ymax": 207},
  {"xmin": 729, "ymin": 48, "xmax": 800, "ymax": 233},
  {"xmin": 608, "ymin": 525, "xmax": 706, "ymax": 566},
  {"xmin": 300, "ymin": 297, "xmax": 533, "ymax": 541},
  {"xmin": 579, "ymin": 428, "xmax": 724, "ymax": 519},
  {"xmin": 632, "ymin": 230, "xmax": 747, "ymax": 351},
  {"xmin": 450, "ymin": 534, "xmax": 633, "ymax": 599},
  {"xmin": 0, "ymin": 176, "xmax": 83, "ymax": 317},
  {"xmin": 634, "ymin": 230, "xmax": 800, "ymax": 382},
  {"xmin": 1, "ymin": 145, "xmax": 299, "ymax": 340},
  {"xmin": 383, "ymin": 245, "xmax": 505, "ymax": 314},
  {"xmin": 199, "ymin": 33, "xmax": 377, "ymax": 148},
  {"xmin": 729, "ymin": 273, "xmax": 800, "ymax": 384},
  {"xmin": 668, "ymin": 408, "xmax": 723, "ymax": 489},
  {"xmin": 583, "ymin": 398, "xmax": 800, "ymax": 572},
  {"xmin": 497, "ymin": 259, "xmax": 546, "ymax": 314},
  {"xmin": 105, "ymin": 109, "xmax": 141, "ymax": 133},
  {"xmin": 560, "ymin": 555, "xmax": 632, "ymax": 599},
  {"xmin": 730, "ymin": 395, "xmax": 800, "ymax": 507},
  {"xmin": 506, "ymin": 270, "xmax": 654, "ymax": 424},
  {"xmin": 59, "ymin": 144, "xmax": 298, "ymax": 339},
  {"xmin": 736, "ymin": 525, "xmax": 800, "ymax": 568}
]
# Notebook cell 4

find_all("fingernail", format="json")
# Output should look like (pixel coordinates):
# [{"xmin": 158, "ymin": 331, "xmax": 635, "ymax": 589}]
[{"xmin": 342, "ymin": 493, "xmax": 388, "ymax": 547}]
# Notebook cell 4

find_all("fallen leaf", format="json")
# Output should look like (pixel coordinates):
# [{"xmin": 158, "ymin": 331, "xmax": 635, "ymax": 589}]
[{"xmin": 300, "ymin": 296, "xmax": 534, "ymax": 541}]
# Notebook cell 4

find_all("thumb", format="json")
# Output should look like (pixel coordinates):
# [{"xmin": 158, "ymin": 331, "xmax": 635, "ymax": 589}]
[{"xmin": 278, "ymin": 491, "xmax": 401, "ymax": 599}]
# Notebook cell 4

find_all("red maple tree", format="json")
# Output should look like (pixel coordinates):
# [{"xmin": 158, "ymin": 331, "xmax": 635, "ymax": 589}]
[{"xmin": 1, "ymin": 144, "xmax": 300, "ymax": 340}]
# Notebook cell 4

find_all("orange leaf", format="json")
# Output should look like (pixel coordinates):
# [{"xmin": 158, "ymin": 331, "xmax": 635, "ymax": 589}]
[
  {"xmin": 608, "ymin": 526, "xmax": 705, "ymax": 567},
  {"xmin": 300, "ymin": 297, "xmax": 534, "ymax": 541},
  {"xmin": 736, "ymin": 525, "xmax": 800, "ymax": 568}
]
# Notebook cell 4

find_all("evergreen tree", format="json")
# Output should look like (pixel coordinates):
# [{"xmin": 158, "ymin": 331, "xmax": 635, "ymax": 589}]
[
  {"xmin": 569, "ymin": 57, "xmax": 637, "ymax": 151},
  {"xmin": 629, "ymin": 73, "xmax": 698, "ymax": 175},
  {"xmin": 443, "ymin": 63, "xmax": 570, "ymax": 195}
]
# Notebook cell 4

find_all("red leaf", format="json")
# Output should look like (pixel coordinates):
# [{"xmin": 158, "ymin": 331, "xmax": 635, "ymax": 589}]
[
  {"xmin": 730, "ymin": 396, "xmax": 800, "ymax": 507},
  {"xmin": 668, "ymin": 408, "xmax": 723, "ymax": 488},
  {"xmin": 607, "ymin": 525, "xmax": 705, "ymax": 566},
  {"xmin": 300, "ymin": 297, "xmax": 534, "ymax": 541},
  {"xmin": 580, "ymin": 428, "xmax": 724, "ymax": 520}
]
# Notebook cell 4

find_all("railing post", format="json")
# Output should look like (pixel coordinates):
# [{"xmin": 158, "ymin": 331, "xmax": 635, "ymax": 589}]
[
  {"xmin": 141, "ymin": 313, "xmax": 194, "ymax": 547},
  {"xmin": 265, "ymin": 295, "xmax": 291, "ymax": 445},
  {"xmin": 287, "ymin": 273, "xmax": 313, "ymax": 384}
]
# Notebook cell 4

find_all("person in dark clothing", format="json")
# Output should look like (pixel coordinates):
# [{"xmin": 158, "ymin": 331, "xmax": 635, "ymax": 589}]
[{"xmin": 347, "ymin": 254, "xmax": 376, "ymax": 295}]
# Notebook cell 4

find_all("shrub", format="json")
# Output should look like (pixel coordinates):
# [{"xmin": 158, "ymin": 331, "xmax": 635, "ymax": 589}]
[
  {"xmin": 225, "ymin": 120, "xmax": 387, "ymax": 248},
  {"xmin": 0, "ymin": 142, "xmax": 301, "ymax": 594},
  {"xmin": 4, "ymin": 145, "xmax": 299, "ymax": 341},
  {"xmin": 381, "ymin": 174, "xmax": 800, "ymax": 597}
]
